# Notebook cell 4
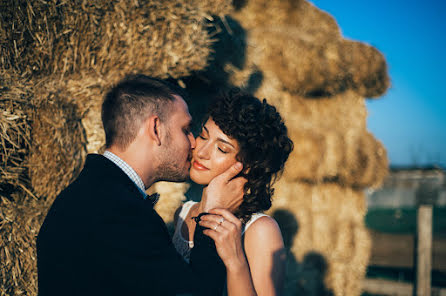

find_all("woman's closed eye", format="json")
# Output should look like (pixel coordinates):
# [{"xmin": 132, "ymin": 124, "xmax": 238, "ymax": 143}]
[{"xmin": 218, "ymin": 147, "xmax": 229, "ymax": 154}]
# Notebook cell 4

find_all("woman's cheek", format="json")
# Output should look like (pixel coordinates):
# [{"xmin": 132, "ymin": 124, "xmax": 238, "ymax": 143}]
[{"xmin": 212, "ymin": 154, "xmax": 237, "ymax": 177}]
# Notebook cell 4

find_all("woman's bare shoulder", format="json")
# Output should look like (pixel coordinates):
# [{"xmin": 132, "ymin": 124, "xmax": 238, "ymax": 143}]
[{"xmin": 244, "ymin": 215, "xmax": 284, "ymax": 248}]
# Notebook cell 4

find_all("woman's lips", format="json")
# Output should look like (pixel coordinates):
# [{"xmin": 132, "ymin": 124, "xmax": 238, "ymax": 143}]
[{"xmin": 192, "ymin": 160, "xmax": 209, "ymax": 171}]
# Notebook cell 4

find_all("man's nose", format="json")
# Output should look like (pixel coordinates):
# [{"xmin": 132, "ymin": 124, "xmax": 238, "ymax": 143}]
[{"xmin": 189, "ymin": 132, "xmax": 196, "ymax": 149}]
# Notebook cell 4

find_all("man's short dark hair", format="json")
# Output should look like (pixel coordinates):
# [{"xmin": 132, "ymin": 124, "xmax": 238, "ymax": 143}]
[{"xmin": 101, "ymin": 75, "xmax": 186, "ymax": 149}]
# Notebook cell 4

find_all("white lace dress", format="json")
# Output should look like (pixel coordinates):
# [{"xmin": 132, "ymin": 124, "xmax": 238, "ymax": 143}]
[{"xmin": 172, "ymin": 200, "xmax": 268, "ymax": 263}]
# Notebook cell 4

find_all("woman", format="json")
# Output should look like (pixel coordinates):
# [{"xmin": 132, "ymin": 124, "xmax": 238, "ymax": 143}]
[{"xmin": 172, "ymin": 91, "xmax": 293, "ymax": 295}]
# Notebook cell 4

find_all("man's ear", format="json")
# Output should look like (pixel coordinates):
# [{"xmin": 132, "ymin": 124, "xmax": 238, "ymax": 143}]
[{"xmin": 146, "ymin": 115, "xmax": 162, "ymax": 146}]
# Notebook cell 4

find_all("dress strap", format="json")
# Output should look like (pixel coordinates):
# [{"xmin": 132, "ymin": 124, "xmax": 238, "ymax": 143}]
[
  {"xmin": 242, "ymin": 213, "xmax": 269, "ymax": 234},
  {"xmin": 175, "ymin": 201, "xmax": 197, "ymax": 230}
]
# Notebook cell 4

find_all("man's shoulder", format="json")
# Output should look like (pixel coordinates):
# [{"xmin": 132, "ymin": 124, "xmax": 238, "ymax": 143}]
[
  {"xmin": 64, "ymin": 154, "xmax": 130, "ymax": 193},
  {"xmin": 47, "ymin": 156, "xmax": 132, "ymax": 216}
]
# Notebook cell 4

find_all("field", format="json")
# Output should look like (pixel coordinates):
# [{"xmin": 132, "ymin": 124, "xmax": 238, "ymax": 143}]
[
  {"xmin": 364, "ymin": 207, "xmax": 446, "ymax": 290},
  {"xmin": 366, "ymin": 208, "xmax": 446, "ymax": 235}
]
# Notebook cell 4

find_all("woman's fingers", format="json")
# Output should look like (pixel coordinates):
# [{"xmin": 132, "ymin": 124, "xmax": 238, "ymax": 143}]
[
  {"xmin": 200, "ymin": 213, "xmax": 225, "ymax": 223},
  {"xmin": 208, "ymin": 209, "xmax": 242, "ymax": 228},
  {"xmin": 200, "ymin": 213, "xmax": 245, "ymax": 267},
  {"xmin": 202, "ymin": 229, "xmax": 218, "ymax": 240},
  {"xmin": 200, "ymin": 211, "xmax": 242, "ymax": 240},
  {"xmin": 199, "ymin": 219, "xmax": 225, "ymax": 232}
]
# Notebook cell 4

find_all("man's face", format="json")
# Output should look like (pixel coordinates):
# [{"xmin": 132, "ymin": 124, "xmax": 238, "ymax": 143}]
[{"xmin": 157, "ymin": 95, "xmax": 195, "ymax": 182}]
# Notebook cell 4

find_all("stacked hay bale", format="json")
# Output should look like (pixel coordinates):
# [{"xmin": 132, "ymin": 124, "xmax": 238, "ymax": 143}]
[
  {"xmin": 0, "ymin": 0, "xmax": 231, "ymax": 78},
  {"xmin": 0, "ymin": 71, "xmax": 88, "ymax": 295},
  {"xmin": 193, "ymin": 1, "xmax": 389, "ymax": 295},
  {"xmin": 0, "ymin": 1, "xmax": 231, "ymax": 294}
]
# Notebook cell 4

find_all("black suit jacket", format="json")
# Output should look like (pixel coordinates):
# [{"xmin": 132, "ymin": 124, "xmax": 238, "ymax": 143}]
[{"xmin": 37, "ymin": 154, "xmax": 225, "ymax": 296}]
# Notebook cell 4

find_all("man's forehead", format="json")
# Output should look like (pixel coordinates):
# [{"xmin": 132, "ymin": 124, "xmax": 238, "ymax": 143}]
[{"xmin": 171, "ymin": 94, "xmax": 192, "ymax": 122}]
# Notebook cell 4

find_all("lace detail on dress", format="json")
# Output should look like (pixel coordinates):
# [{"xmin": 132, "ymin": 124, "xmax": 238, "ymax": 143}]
[{"xmin": 172, "ymin": 201, "xmax": 197, "ymax": 263}]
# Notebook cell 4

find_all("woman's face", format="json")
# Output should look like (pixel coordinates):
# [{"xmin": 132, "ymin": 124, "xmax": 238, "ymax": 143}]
[{"xmin": 190, "ymin": 118, "xmax": 240, "ymax": 185}]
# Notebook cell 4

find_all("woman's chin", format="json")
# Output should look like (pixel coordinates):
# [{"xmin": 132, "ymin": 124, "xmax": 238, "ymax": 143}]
[{"xmin": 189, "ymin": 171, "xmax": 211, "ymax": 186}]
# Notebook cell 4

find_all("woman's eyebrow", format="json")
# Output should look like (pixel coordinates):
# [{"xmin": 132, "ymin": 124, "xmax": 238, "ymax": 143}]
[
  {"xmin": 203, "ymin": 125, "xmax": 235, "ymax": 148},
  {"xmin": 217, "ymin": 137, "xmax": 235, "ymax": 148}
]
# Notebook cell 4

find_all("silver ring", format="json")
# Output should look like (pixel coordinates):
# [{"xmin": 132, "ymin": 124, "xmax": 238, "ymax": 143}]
[
  {"xmin": 213, "ymin": 224, "xmax": 219, "ymax": 231},
  {"xmin": 219, "ymin": 217, "xmax": 225, "ymax": 224}
]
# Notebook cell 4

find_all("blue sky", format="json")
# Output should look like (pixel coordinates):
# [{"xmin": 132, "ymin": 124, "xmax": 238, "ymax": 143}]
[{"xmin": 311, "ymin": 0, "xmax": 446, "ymax": 167}]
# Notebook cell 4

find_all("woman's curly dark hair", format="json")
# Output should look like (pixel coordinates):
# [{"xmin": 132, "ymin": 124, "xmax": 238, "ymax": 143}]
[{"xmin": 204, "ymin": 90, "xmax": 294, "ymax": 223}]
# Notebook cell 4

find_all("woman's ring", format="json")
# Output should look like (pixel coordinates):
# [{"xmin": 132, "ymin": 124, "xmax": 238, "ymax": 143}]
[
  {"xmin": 218, "ymin": 217, "xmax": 225, "ymax": 224},
  {"xmin": 213, "ymin": 224, "xmax": 219, "ymax": 231}
]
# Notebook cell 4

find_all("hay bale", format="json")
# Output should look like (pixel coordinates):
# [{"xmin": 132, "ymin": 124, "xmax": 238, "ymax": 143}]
[
  {"xmin": 227, "ymin": 74, "xmax": 369, "ymax": 134},
  {"xmin": 1, "ymin": 0, "xmax": 231, "ymax": 78},
  {"xmin": 93, "ymin": 0, "xmax": 214, "ymax": 79},
  {"xmin": 207, "ymin": 0, "xmax": 389, "ymax": 98},
  {"xmin": 346, "ymin": 131, "xmax": 389, "ymax": 189},
  {"xmin": 284, "ymin": 129, "xmax": 326, "ymax": 182},
  {"xmin": 242, "ymin": 87, "xmax": 388, "ymax": 189},
  {"xmin": 270, "ymin": 181, "xmax": 371, "ymax": 296},
  {"xmin": 232, "ymin": 0, "xmax": 340, "ymax": 40},
  {"xmin": 197, "ymin": 0, "xmax": 233, "ymax": 18},
  {"xmin": 26, "ymin": 87, "xmax": 87, "ymax": 200},
  {"xmin": 0, "ymin": 195, "xmax": 48, "ymax": 296},
  {"xmin": 0, "ymin": 73, "xmax": 33, "ymax": 199},
  {"xmin": 373, "ymin": 137, "xmax": 389, "ymax": 188},
  {"xmin": 250, "ymin": 29, "xmax": 389, "ymax": 98},
  {"xmin": 284, "ymin": 129, "xmax": 349, "ymax": 184},
  {"xmin": 1, "ymin": 73, "xmax": 88, "ymax": 201},
  {"xmin": 62, "ymin": 76, "xmax": 108, "ymax": 154},
  {"xmin": 37, "ymin": 72, "xmax": 117, "ymax": 154},
  {"xmin": 26, "ymin": 71, "xmax": 124, "ymax": 155},
  {"xmin": 152, "ymin": 182, "xmax": 189, "ymax": 225},
  {"xmin": 81, "ymin": 99, "xmax": 106, "ymax": 154},
  {"xmin": 284, "ymin": 91, "xmax": 368, "ymax": 133},
  {"xmin": 0, "ymin": 0, "xmax": 111, "ymax": 76},
  {"xmin": 326, "ymin": 223, "xmax": 371, "ymax": 296},
  {"xmin": 284, "ymin": 128, "xmax": 388, "ymax": 189}
]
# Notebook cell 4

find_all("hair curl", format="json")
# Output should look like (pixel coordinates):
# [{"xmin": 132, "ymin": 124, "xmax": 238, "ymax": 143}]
[{"xmin": 204, "ymin": 90, "xmax": 293, "ymax": 223}]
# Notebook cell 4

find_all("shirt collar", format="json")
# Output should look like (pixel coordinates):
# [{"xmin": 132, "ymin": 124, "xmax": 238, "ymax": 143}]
[{"xmin": 103, "ymin": 151, "xmax": 147, "ymax": 198}]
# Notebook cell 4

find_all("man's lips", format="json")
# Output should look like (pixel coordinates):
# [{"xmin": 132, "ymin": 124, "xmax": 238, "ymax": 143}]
[{"xmin": 192, "ymin": 160, "xmax": 209, "ymax": 170}]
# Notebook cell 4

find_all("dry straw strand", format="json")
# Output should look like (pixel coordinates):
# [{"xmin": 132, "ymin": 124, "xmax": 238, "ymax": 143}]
[
  {"xmin": 0, "ymin": 72, "xmax": 33, "ymax": 199},
  {"xmin": 1, "ymin": 0, "xmax": 232, "ymax": 79}
]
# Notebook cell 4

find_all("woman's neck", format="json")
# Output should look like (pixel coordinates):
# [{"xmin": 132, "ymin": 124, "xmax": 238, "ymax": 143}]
[{"xmin": 196, "ymin": 186, "xmax": 208, "ymax": 214}]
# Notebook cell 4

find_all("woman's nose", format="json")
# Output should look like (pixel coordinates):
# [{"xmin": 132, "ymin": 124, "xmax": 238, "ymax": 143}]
[{"xmin": 196, "ymin": 141, "xmax": 210, "ymax": 159}]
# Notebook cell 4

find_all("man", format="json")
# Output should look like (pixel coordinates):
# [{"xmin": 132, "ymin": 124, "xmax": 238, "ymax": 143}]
[{"xmin": 36, "ymin": 75, "xmax": 247, "ymax": 295}]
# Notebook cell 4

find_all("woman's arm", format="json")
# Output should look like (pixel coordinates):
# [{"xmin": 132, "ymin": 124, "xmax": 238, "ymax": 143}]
[
  {"xmin": 199, "ymin": 209, "xmax": 257, "ymax": 296},
  {"xmin": 244, "ymin": 216, "xmax": 286, "ymax": 296},
  {"xmin": 199, "ymin": 210, "xmax": 286, "ymax": 296}
]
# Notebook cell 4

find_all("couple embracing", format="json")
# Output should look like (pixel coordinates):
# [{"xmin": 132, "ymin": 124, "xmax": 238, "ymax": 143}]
[{"xmin": 37, "ymin": 75, "xmax": 293, "ymax": 295}]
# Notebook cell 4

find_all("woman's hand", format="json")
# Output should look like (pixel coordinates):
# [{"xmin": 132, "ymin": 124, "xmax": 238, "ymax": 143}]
[
  {"xmin": 199, "ymin": 208, "xmax": 245, "ymax": 269},
  {"xmin": 200, "ymin": 208, "xmax": 257, "ymax": 296},
  {"xmin": 200, "ymin": 163, "xmax": 246, "ymax": 213}
]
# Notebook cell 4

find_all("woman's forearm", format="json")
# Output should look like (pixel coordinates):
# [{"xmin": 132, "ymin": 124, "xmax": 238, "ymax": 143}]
[{"xmin": 226, "ymin": 256, "xmax": 257, "ymax": 296}]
